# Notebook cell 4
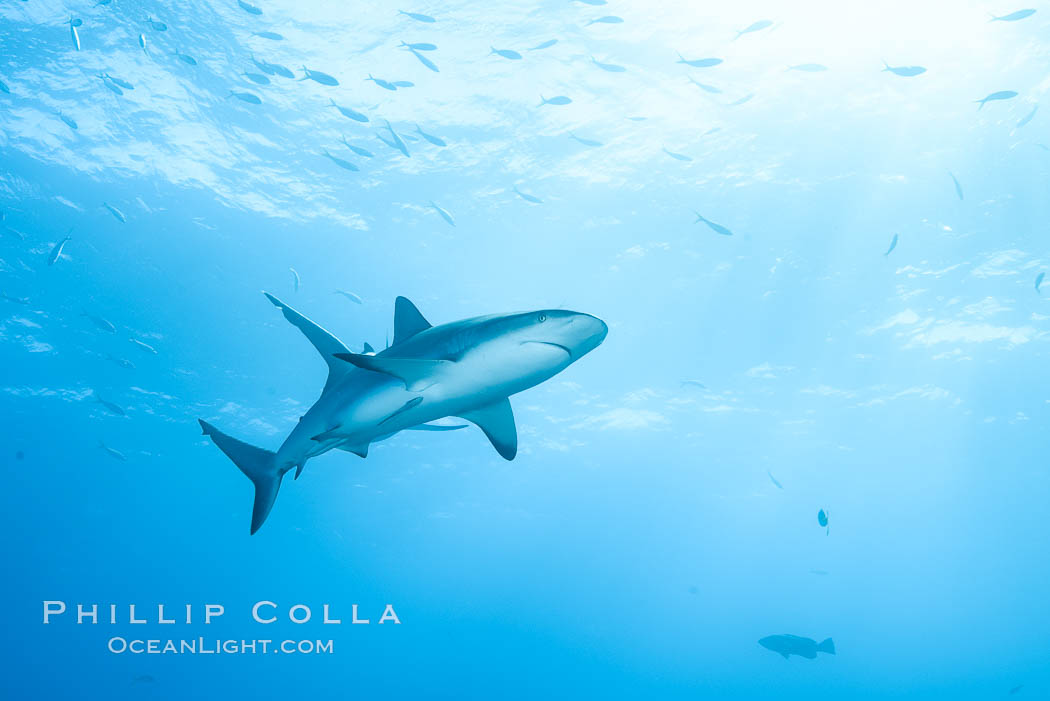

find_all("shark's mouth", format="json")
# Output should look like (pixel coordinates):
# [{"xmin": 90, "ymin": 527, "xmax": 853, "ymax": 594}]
[{"xmin": 522, "ymin": 341, "xmax": 573, "ymax": 359}]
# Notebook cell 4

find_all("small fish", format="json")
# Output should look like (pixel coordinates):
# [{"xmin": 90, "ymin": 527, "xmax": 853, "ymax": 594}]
[
  {"xmin": 1016, "ymin": 105, "xmax": 1038, "ymax": 129},
  {"xmin": 676, "ymin": 53, "xmax": 722, "ymax": 68},
  {"xmin": 586, "ymin": 15, "xmax": 623, "ymax": 25},
  {"xmin": 138, "ymin": 34, "xmax": 147, "ymax": 53},
  {"xmin": 884, "ymin": 233, "xmax": 899, "ymax": 256},
  {"xmin": 592, "ymin": 57, "xmax": 626, "ymax": 72},
  {"xmin": 334, "ymin": 290, "xmax": 363, "ymax": 304},
  {"xmin": 322, "ymin": 149, "xmax": 359, "ymax": 171},
  {"xmin": 289, "ymin": 267, "xmax": 300, "ymax": 292},
  {"xmin": 243, "ymin": 72, "xmax": 271, "ymax": 85},
  {"xmin": 107, "ymin": 354, "xmax": 136, "ymax": 370},
  {"xmin": 734, "ymin": 19, "xmax": 773, "ymax": 39},
  {"xmin": 366, "ymin": 74, "xmax": 398, "ymax": 91},
  {"xmin": 528, "ymin": 39, "xmax": 558, "ymax": 51},
  {"xmin": 512, "ymin": 186, "xmax": 542, "ymax": 204},
  {"xmin": 383, "ymin": 120, "xmax": 410, "ymax": 157},
  {"xmin": 105, "ymin": 74, "xmax": 133, "ymax": 90},
  {"xmin": 0, "ymin": 79, "xmax": 9, "ymax": 94},
  {"xmin": 430, "ymin": 200, "xmax": 455, "ymax": 227},
  {"xmin": 538, "ymin": 94, "xmax": 572, "ymax": 106},
  {"xmin": 817, "ymin": 508, "xmax": 829, "ymax": 534},
  {"xmin": 47, "ymin": 233, "xmax": 72, "ymax": 265},
  {"xmin": 663, "ymin": 147, "xmax": 692, "ymax": 162},
  {"xmin": 229, "ymin": 91, "xmax": 262, "ymax": 104},
  {"xmin": 0, "ymin": 292, "xmax": 30, "ymax": 305},
  {"xmin": 949, "ymin": 172, "xmax": 963, "ymax": 200},
  {"xmin": 99, "ymin": 440, "xmax": 127, "ymax": 461},
  {"xmin": 882, "ymin": 62, "xmax": 926, "ymax": 77},
  {"xmin": 490, "ymin": 47, "xmax": 522, "ymax": 60},
  {"xmin": 1035, "ymin": 272, "xmax": 1045, "ymax": 294},
  {"xmin": 688, "ymin": 77, "xmax": 721, "ymax": 93},
  {"xmin": 576, "ymin": 0, "xmax": 606, "ymax": 4},
  {"xmin": 975, "ymin": 90, "xmax": 1018, "ymax": 110},
  {"xmin": 767, "ymin": 471, "xmax": 783, "ymax": 489},
  {"xmin": 238, "ymin": 0, "xmax": 263, "ymax": 15},
  {"xmin": 251, "ymin": 54, "xmax": 275, "ymax": 75},
  {"xmin": 415, "ymin": 124, "xmax": 446, "ymax": 147},
  {"xmin": 680, "ymin": 380, "xmax": 706, "ymax": 389},
  {"xmin": 59, "ymin": 112, "xmax": 78, "ymax": 130},
  {"xmin": 399, "ymin": 41, "xmax": 436, "ymax": 51},
  {"xmin": 809, "ymin": 569, "xmax": 829, "ymax": 576},
  {"xmin": 341, "ymin": 136, "xmax": 374, "ymax": 157},
  {"xmin": 1008, "ymin": 684, "xmax": 1024, "ymax": 695},
  {"xmin": 268, "ymin": 63, "xmax": 295, "ymax": 79},
  {"xmin": 407, "ymin": 47, "xmax": 439, "ymax": 72},
  {"xmin": 693, "ymin": 212, "xmax": 732, "ymax": 235},
  {"xmin": 990, "ymin": 9, "xmax": 1036, "ymax": 21},
  {"xmin": 103, "ymin": 202, "xmax": 126, "ymax": 223},
  {"xmin": 67, "ymin": 17, "xmax": 82, "ymax": 51},
  {"xmin": 147, "ymin": 16, "xmax": 167, "ymax": 31},
  {"xmin": 175, "ymin": 49, "xmax": 198, "ymax": 66},
  {"xmin": 253, "ymin": 31, "xmax": 283, "ymax": 40},
  {"xmin": 95, "ymin": 394, "xmax": 126, "ymax": 417},
  {"xmin": 569, "ymin": 132, "xmax": 602, "ymax": 147},
  {"xmin": 132, "ymin": 675, "xmax": 155, "ymax": 684},
  {"xmin": 100, "ymin": 76, "xmax": 123, "ymax": 96},
  {"xmin": 130, "ymin": 338, "xmax": 158, "ymax": 354},
  {"xmin": 399, "ymin": 10, "xmax": 435, "ymax": 23},
  {"xmin": 393, "ymin": 80, "xmax": 415, "ymax": 88},
  {"xmin": 728, "ymin": 93, "xmax": 754, "ymax": 106},
  {"xmin": 789, "ymin": 63, "xmax": 827, "ymax": 72},
  {"xmin": 301, "ymin": 66, "xmax": 339, "ymax": 86},
  {"xmin": 626, "ymin": 116, "xmax": 646, "ymax": 121},
  {"xmin": 82, "ymin": 310, "xmax": 117, "ymax": 333}
]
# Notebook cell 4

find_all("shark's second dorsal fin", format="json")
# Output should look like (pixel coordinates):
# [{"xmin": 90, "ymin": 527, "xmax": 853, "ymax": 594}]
[
  {"xmin": 458, "ymin": 399, "xmax": 517, "ymax": 460},
  {"xmin": 393, "ymin": 296, "xmax": 431, "ymax": 345},
  {"xmin": 264, "ymin": 292, "xmax": 350, "ymax": 392}
]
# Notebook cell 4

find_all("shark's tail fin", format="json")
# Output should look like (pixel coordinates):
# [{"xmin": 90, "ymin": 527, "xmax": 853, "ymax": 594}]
[
  {"xmin": 817, "ymin": 637, "xmax": 835, "ymax": 655},
  {"xmin": 199, "ymin": 420, "xmax": 282, "ymax": 535}
]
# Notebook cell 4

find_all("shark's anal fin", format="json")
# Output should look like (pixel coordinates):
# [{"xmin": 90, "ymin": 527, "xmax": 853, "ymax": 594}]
[
  {"xmin": 263, "ymin": 292, "xmax": 350, "ymax": 393},
  {"xmin": 333, "ymin": 353, "xmax": 451, "ymax": 391},
  {"xmin": 392, "ymin": 296, "xmax": 431, "ymax": 345},
  {"xmin": 458, "ymin": 398, "xmax": 517, "ymax": 460}
]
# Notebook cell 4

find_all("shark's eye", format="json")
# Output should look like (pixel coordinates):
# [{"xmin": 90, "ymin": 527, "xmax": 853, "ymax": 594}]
[{"xmin": 538, "ymin": 313, "xmax": 547, "ymax": 322}]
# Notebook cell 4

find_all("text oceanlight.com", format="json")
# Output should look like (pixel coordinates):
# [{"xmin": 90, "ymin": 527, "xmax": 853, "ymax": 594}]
[{"xmin": 107, "ymin": 638, "xmax": 334, "ymax": 655}]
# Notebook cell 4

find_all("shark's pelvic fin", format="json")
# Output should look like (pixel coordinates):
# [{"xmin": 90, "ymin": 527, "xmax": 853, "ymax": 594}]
[
  {"xmin": 393, "ymin": 296, "xmax": 432, "ymax": 345},
  {"xmin": 333, "ymin": 353, "xmax": 451, "ymax": 391},
  {"xmin": 336, "ymin": 443, "xmax": 369, "ymax": 458},
  {"xmin": 263, "ymin": 292, "xmax": 351, "ymax": 392},
  {"xmin": 199, "ymin": 419, "xmax": 283, "ymax": 535},
  {"xmin": 458, "ymin": 398, "xmax": 517, "ymax": 460}
]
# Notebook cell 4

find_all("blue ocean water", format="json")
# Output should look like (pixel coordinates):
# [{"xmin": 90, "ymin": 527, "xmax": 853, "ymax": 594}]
[{"xmin": 2, "ymin": 0, "xmax": 1049, "ymax": 698}]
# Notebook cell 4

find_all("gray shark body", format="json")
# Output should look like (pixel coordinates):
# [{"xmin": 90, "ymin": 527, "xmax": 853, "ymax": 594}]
[{"xmin": 200, "ymin": 293, "xmax": 607, "ymax": 534}]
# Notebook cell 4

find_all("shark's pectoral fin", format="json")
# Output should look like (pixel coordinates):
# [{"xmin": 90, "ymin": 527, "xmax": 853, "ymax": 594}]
[
  {"xmin": 333, "ymin": 353, "xmax": 451, "ymax": 391},
  {"xmin": 263, "ymin": 292, "xmax": 351, "ymax": 393},
  {"xmin": 458, "ymin": 399, "xmax": 517, "ymax": 460}
]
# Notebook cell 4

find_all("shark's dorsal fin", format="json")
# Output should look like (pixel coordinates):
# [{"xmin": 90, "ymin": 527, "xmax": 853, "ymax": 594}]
[
  {"xmin": 458, "ymin": 399, "xmax": 517, "ymax": 460},
  {"xmin": 264, "ymin": 292, "xmax": 350, "ymax": 393},
  {"xmin": 393, "ymin": 296, "xmax": 431, "ymax": 345},
  {"xmin": 363, "ymin": 342, "xmax": 375, "ymax": 353},
  {"xmin": 333, "ymin": 353, "xmax": 451, "ymax": 391}
]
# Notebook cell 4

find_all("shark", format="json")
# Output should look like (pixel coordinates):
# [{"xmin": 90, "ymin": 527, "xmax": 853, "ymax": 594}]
[{"xmin": 200, "ymin": 293, "xmax": 608, "ymax": 534}]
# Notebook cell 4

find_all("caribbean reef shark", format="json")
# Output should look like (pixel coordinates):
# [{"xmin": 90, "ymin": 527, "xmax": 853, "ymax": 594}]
[{"xmin": 200, "ymin": 293, "xmax": 608, "ymax": 534}]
